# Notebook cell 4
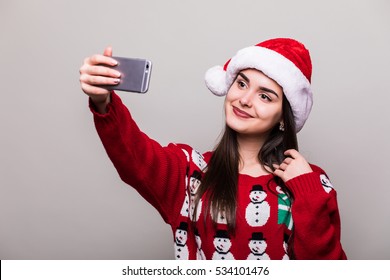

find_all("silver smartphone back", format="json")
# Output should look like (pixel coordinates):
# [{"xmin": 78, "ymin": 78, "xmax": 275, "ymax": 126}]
[{"xmin": 105, "ymin": 56, "xmax": 152, "ymax": 93}]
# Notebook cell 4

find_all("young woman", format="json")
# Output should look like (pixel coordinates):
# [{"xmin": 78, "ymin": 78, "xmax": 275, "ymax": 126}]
[{"xmin": 79, "ymin": 38, "xmax": 347, "ymax": 260}]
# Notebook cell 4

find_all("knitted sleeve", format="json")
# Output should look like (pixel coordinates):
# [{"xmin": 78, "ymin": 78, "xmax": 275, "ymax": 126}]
[
  {"xmin": 286, "ymin": 164, "xmax": 347, "ymax": 260},
  {"xmin": 89, "ymin": 92, "xmax": 189, "ymax": 225}
]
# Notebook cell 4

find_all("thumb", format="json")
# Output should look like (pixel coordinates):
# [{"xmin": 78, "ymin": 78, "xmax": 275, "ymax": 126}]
[{"xmin": 103, "ymin": 46, "xmax": 113, "ymax": 57}]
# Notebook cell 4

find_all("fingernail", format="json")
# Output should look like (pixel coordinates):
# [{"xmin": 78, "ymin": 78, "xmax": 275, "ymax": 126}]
[
  {"xmin": 115, "ymin": 71, "xmax": 121, "ymax": 78},
  {"xmin": 114, "ymin": 78, "xmax": 120, "ymax": 84}
]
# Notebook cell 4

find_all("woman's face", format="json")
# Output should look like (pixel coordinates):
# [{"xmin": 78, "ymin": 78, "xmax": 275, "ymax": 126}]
[{"xmin": 224, "ymin": 69, "xmax": 283, "ymax": 138}]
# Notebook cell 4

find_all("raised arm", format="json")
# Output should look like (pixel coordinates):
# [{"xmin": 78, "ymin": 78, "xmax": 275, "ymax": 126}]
[{"xmin": 79, "ymin": 48, "xmax": 189, "ymax": 224}]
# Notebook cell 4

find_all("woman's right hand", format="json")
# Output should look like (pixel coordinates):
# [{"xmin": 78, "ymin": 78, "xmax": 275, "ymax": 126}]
[{"xmin": 79, "ymin": 46, "xmax": 121, "ymax": 112}]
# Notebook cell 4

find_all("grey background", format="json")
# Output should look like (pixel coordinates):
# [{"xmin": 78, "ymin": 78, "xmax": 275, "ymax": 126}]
[{"xmin": 1, "ymin": 0, "xmax": 389, "ymax": 260}]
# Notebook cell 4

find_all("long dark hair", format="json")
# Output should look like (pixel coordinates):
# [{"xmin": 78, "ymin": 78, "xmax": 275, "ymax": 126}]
[{"xmin": 193, "ymin": 94, "xmax": 298, "ymax": 248}]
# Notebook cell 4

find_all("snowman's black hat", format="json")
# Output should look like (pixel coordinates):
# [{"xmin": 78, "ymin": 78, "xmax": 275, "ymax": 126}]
[
  {"xmin": 190, "ymin": 170, "xmax": 202, "ymax": 180},
  {"xmin": 214, "ymin": 230, "xmax": 229, "ymax": 239},
  {"xmin": 249, "ymin": 232, "xmax": 266, "ymax": 241},
  {"xmin": 194, "ymin": 228, "xmax": 199, "ymax": 236},
  {"xmin": 177, "ymin": 222, "xmax": 188, "ymax": 231},
  {"xmin": 251, "ymin": 184, "xmax": 264, "ymax": 192}
]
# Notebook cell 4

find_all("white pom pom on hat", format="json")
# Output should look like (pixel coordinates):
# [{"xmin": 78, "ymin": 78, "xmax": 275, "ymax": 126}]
[{"xmin": 205, "ymin": 38, "xmax": 313, "ymax": 132}]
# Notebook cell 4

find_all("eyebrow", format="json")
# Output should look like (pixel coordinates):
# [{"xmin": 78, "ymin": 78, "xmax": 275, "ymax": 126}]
[{"xmin": 237, "ymin": 72, "xmax": 280, "ymax": 98}]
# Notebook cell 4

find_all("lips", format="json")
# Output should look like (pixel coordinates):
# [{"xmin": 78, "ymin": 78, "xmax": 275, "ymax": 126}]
[{"xmin": 232, "ymin": 106, "xmax": 253, "ymax": 118}]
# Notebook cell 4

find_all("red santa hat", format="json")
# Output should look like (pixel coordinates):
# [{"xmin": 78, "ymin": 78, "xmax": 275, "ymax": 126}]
[{"xmin": 205, "ymin": 38, "xmax": 313, "ymax": 132}]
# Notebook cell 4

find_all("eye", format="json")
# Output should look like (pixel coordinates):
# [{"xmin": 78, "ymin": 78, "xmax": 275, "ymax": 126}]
[
  {"xmin": 259, "ymin": 93, "xmax": 271, "ymax": 101},
  {"xmin": 236, "ymin": 79, "xmax": 247, "ymax": 89}
]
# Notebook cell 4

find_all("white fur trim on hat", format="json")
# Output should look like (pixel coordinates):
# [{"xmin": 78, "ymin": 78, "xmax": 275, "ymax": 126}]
[
  {"xmin": 205, "ymin": 46, "xmax": 313, "ymax": 132},
  {"xmin": 205, "ymin": 66, "xmax": 228, "ymax": 96}
]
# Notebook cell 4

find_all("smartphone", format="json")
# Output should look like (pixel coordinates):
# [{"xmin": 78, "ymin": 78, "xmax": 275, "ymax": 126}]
[{"xmin": 104, "ymin": 56, "xmax": 152, "ymax": 93}]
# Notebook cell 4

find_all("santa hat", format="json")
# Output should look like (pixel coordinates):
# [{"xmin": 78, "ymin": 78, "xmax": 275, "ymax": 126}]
[{"xmin": 205, "ymin": 38, "xmax": 313, "ymax": 132}]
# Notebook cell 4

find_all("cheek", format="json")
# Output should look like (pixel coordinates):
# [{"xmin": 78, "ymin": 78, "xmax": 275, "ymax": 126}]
[
  {"xmin": 224, "ymin": 91, "xmax": 234, "ymax": 105},
  {"xmin": 272, "ymin": 109, "xmax": 283, "ymax": 123},
  {"xmin": 255, "ymin": 103, "xmax": 283, "ymax": 122},
  {"xmin": 224, "ymin": 97, "xmax": 232, "ymax": 117},
  {"xmin": 225, "ymin": 86, "xmax": 240, "ymax": 104},
  {"xmin": 224, "ymin": 98, "xmax": 228, "ymax": 112}
]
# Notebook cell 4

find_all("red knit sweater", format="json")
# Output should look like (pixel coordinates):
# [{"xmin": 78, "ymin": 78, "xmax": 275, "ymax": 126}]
[{"xmin": 90, "ymin": 92, "xmax": 347, "ymax": 260}]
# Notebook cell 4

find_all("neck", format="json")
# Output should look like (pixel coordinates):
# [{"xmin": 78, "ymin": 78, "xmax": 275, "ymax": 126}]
[{"xmin": 237, "ymin": 134, "xmax": 270, "ymax": 176}]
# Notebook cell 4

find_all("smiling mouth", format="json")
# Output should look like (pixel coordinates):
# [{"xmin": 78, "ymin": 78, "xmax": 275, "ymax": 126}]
[
  {"xmin": 176, "ymin": 237, "xmax": 183, "ymax": 244},
  {"xmin": 232, "ymin": 106, "xmax": 253, "ymax": 118},
  {"xmin": 216, "ymin": 246, "xmax": 224, "ymax": 252}
]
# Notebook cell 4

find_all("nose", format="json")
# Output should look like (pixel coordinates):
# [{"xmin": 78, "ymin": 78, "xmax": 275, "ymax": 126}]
[{"xmin": 239, "ymin": 90, "xmax": 253, "ymax": 107}]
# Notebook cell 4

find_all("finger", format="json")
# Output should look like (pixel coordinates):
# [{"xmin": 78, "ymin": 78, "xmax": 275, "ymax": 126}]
[
  {"xmin": 80, "ymin": 73, "xmax": 120, "ymax": 86},
  {"xmin": 279, "ymin": 162, "xmax": 288, "ymax": 171},
  {"xmin": 273, "ymin": 169, "xmax": 284, "ymax": 179},
  {"xmin": 85, "ymin": 54, "xmax": 118, "ymax": 67},
  {"xmin": 82, "ymin": 65, "xmax": 121, "ymax": 78},
  {"xmin": 283, "ymin": 157, "xmax": 293, "ymax": 165},
  {"xmin": 284, "ymin": 149, "xmax": 300, "ymax": 159},
  {"xmin": 81, "ymin": 83, "xmax": 111, "ymax": 96},
  {"xmin": 103, "ymin": 46, "xmax": 113, "ymax": 57}
]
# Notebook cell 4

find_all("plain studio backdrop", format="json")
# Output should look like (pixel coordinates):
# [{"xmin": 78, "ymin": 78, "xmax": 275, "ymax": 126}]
[{"xmin": 0, "ymin": 0, "xmax": 389, "ymax": 260}]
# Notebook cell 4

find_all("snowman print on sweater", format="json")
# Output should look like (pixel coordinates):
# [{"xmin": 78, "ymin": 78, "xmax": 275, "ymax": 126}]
[
  {"xmin": 212, "ymin": 230, "xmax": 235, "ymax": 260},
  {"xmin": 210, "ymin": 209, "xmax": 227, "ymax": 224},
  {"xmin": 247, "ymin": 232, "xmax": 270, "ymax": 260},
  {"xmin": 194, "ymin": 228, "xmax": 206, "ymax": 260},
  {"xmin": 179, "ymin": 191, "xmax": 190, "ymax": 217},
  {"xmin": 189, "ymin": 170, "xmax": 202, "ymax": 221},
  {"xmin": 282, "ymin": 233, "xmax": 290, "ymax": 260},
  {"xmin": 191, "ymin": 150, "xmax": 207, "ymax": 170},
  {"xmin": 320, "ymin": 174, "xmax": 333, "ymax": 193},
  {"xmin": 174, "ymin": 222, "xmax": 189, "ymax": 260},
  {"xmin": 179, "ymin": 149, "xmax": 190, "ymax": 217},
  {"xmin": 245, "ymin": 185, "xmax": 270, "ymax": 227}
]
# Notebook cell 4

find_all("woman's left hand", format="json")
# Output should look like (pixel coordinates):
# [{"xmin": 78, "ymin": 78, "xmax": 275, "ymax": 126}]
[{"xmin": 273, "ymin": 149, "xmax": 313, "ymax": 182}]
